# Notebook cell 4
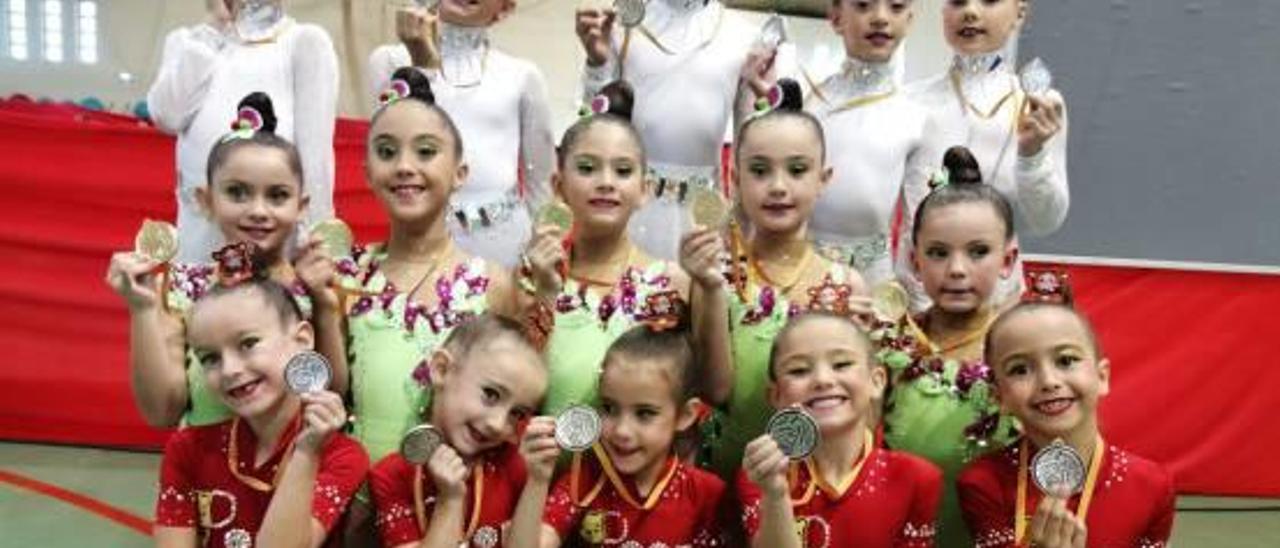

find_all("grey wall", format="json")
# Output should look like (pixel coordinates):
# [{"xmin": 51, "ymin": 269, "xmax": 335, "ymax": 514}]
[{"xmin": 1018, "ymin": 0, "xmax": 1279, "ymax": 266}]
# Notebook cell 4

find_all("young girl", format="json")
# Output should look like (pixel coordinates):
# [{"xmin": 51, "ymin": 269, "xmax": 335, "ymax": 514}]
[
  {"xmin": 153, "ymin": 264, "xmax": 368, "ymax": 548},
  {"xmin": 148, "ymin": 0, "xmax": 337, "ymax": 262},
  {"xmin": 707, "ymin": 80, "xmax": 871, "ymax": 478},
  {"xmin": 574, "ymin": 0, "xmax": 785, "ymax": 260},
  {"xmin": 367, "ymin": 0, "xmax": 555, "ymax": 267},
  {"xmin": 520, "ymin": 80, "xmax": 731, "ymax": 416},
  {"xmin": 900, "ymin": 0, "xmax": 1070, "ymax": 308},
  {"xmin": 807, "ymin": 0, "xmax": 941, "ymax": 287},
  {"xmin": 508, "ymin": 324, "xmax": 726, "ymax": 547},
  {"xmin": 106, "ymin": 92, "xmax": 342, "ymax": 428},
  {"xmin": 959, "ymin": 303, "xmax": 1175, "ymax": 547},
  {"xmin": 740, "ymin": 312, "xmax": 941, "ymax": 547},
  {"xmin": 321, "ymin": 66, "xmax": 519, "ymax": 464},
  {"xmin": 369, "ymin": 314, "xmax": 552, "ymax": 547},
  {"xmin": 879, "ymin": 146, "xmax": 1021, "ymax": 545}
]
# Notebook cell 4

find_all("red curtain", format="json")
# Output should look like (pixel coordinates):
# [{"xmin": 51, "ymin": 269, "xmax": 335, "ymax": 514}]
[{"xmin": 1, "ymin": 99, "xmax": 1276, "ymax": 497}]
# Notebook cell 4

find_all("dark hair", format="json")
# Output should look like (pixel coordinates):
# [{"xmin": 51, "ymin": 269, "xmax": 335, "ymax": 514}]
[
  {"xmin": 911, "ymin": 146, "xmax": 1016, "ymax": 245},
  {"xmin": 601, "ymin": 323, "xmax": 702, "ymax": 457},
  {"xmin": 983, "ymin": 302, "xmax": 1103, "ymax": 370},
  {"xmin": 441, "ymin": 313, "xmax": 544, "ymax": 368},
  {"xmin": 734, "ymin": 78, "xmax": 825, "ymax": 159},
  {"xmin": 370, "ymin": 66, "xmax": 465, "ymax": 158},
  {"xmin": 767, "ymin": 311, "xmax": 876, "ymax": 381},
  {"xmin": 205, "ymin": 92, "xmax": 304, "ymax": 187},
  {"xmin": 191, "ymin": 245, "xmax": 303, "ymax": 329},
  {"xmin": 557, "ymin": 80, "xmax": 644, "ymax": 169}
]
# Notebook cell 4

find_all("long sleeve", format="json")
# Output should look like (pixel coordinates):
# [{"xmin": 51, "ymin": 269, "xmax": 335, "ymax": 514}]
[
  {"xmin": 581, "ymin": 55, "xmax": 618, "ymax": 102},
  {"xmin": 146, "ymin": 26, "xmax": 223, "ymax": 134},
  {"xmin": 1013, "ymin": 89, "xmax": 1070, "ymax": 236},
  {"xmin": 517, "ymin": 67, "xmax": 556, "ymax": 209},
  {"xmin": 895, "ymin": 113, "xmax": 947, "ymax": 310},
  {"xmin": 367, "ymin": 44, "xmax": 411, "ymax": 103},
  {"xmin": 289, "ymin": 25, "xmax": 340, "ymax": 222}
]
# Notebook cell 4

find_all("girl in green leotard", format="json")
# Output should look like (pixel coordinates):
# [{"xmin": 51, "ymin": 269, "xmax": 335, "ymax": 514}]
[{"xmin": 520, "ymin": 81, "xmax": 731, "ymax": 418}]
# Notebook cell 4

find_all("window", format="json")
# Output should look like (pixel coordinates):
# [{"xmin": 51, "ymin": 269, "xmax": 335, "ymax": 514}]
[
  {"xmin": 6, "ymin": 0, "xmax": 28, "ymax": 60},
  {"xmin": 3, "ymin": 1, "xmax": 96, "ymax": 64},
  {"xmin": 75, "ymin": 1, "xmax": 94, "ymax": 63}
]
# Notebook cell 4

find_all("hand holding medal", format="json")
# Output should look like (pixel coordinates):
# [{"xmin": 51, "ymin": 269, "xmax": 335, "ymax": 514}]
[
  {"xmin": 554, "ymin": 404, "xmax": 602, "ymax": 452},
  {"xmin": 106, "ymin": 219, "xmax": 179, "ymax": 312},
  {"xmin": 766, "ymin": 407, "xmax": 820, "ymax": 460},
  {"xmin": 284, "ymin": 350, "xmax": 333, "ymax": 394},
  {"xmin": 1017, "ymin": 57, "xmax": 1065, "ymax": 157}
]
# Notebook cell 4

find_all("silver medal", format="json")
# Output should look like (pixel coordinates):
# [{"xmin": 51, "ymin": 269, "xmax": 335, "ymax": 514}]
[
  {"xmin": 1031, "ymin": 439, "xmax": 1086, "ymax": 495},
  {"xmin": 234, "ymin": 0, "xmax": 284, "ymax": 42},
  {"xmin": 614, "ymin": 0, "xmax": 646, "ymax": 29},
  {"xmin": 554, "ymin": 405, "xmax": 602, "ymax": 452},
  {"xmin": 224, "ymin": 528, "xmax": 253, "ymax": 548},
  {"xmin": 283, "ymin": 351, "xmax": 331, "ymax": 394},
  {"xmin": 759, "ymin": 13, "xmax": 788, "ymax": 49},
  {"xmin": 766, "ymin": 407, "xmax": 820, "ymax": 460},
  {"xmin": 401, "ymin": 424, "xmax": 444, "ymax": 465},
  {"xmin": 1020, "ymin": 57, "xmax": 1054, "ymax": 97}
]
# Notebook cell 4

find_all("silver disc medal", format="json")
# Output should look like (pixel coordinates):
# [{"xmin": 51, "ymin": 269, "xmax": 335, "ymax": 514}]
[
  {"xmin": 1020, "ymin": 57, "xmax": 1054, "ymax": 97},
  {"xmin": 401, "ymin": 424, "xmax": 445, "ymax": 465},
  {"xmin": 284, "ymin": 351, "xmax": 332, "ymax": 394},
  {"xmin": 766, "ymin": 407, "xmax": 820, "ymax": 460},
  {"xmin": 1031, "ymin": 439, "xmax": 1087, "ymax": 495},
  {"xmin": 614, "ymin": 0, "xmax": 646, "ymax": 29},
  {"xmin": 554, "ymin": 405, "xmax": 602, "ymax": 452}
]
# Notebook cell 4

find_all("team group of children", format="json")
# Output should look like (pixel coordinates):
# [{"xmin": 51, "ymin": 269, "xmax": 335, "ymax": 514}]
[{"xmin": 102, "ymin": 0, "xmax": 1174, "ymax": 546}]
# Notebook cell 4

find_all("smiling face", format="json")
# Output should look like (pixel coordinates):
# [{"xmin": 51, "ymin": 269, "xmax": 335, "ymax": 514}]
[
  {"xmin": 989, "ymin": 306, "xmax": 1110, "ymax": 444},
  {"xmin": 830, "ymin": 0, "xmax": 914, "ymax": 63},
  {"xmin": 188, "ymin": 286, "xmax": 312, "ymax": 422},
  {"xmin": 199, "ymin": 145, "xmax": 307, "ymax": 263},
  {"xmin": 734, "ymin": 115, "xmax": 831, "ymax": 238},
  {"xmin": 942, "ymin": 0, "xmax": 1026, "ymax": 56},
  {"xmin": 427, "ymin": 337, "xmax": 546, "ymax": 457},
  {"xmin": 913, "ymin": 201, "xmax": 1015, "ymax": 315},
  {"xmin": 366, "ymin": 100, "xmax": 467, "ymax": 227},
  {"xmin": 597, "ymin": 356, "xmax": 696, "ymax": 481},
  {"xmin": 554, "ymin": 121, "xmax": 647, "ymax": 238},
  {"xmin": 438, "ymin": 0, "xmax": 514, "ymax": 27},
  {"xmin": 768, "ymin": 315, "xmax": 885, "ymax": 436}
]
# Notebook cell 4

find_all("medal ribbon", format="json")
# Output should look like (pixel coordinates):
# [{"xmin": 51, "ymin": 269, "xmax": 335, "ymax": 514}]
[
  {"xmin": 413, "ymin": 461, "xmax": 484, "ymax": 540},
  {"xmin": 227, "ymin": 415, "xmax": 300, "ymax": 492},
  {"xmin": 789, "ymin": 429, "xmax": 874, "ymax": 505},
  {"xmin": 591, "ymin": 443, "xmax": 679, "ymax": 510},
  {"xmin": 1014, "ymin": 435, "xmax": 1105, "ymax": 545}
]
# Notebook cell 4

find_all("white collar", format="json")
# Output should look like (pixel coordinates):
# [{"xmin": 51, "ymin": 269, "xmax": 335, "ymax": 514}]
[{"xmin": 657, "ymin": 0, "xmax": 707, "ymax": 15}]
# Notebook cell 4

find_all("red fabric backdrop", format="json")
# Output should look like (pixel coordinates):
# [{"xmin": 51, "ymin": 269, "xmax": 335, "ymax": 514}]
[{"xmin": 1, "ymin": 98, "xmax": 1276, "ymax": 497}]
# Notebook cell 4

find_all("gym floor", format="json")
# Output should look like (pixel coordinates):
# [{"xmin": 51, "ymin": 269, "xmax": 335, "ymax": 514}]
[{"xmin": 1, "ymin": 441, "xmax": 1276, "ymax": 546}]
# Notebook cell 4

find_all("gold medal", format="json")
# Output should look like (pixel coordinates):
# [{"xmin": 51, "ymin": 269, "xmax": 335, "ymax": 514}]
[
  {"xmin": 536, "ymin": 201, "xmax": 575, "ymax": 232},
  {"xmin": 689, "ymin": 186, "xmax": 730, "ymax": 228},
  {"xmin": 133, "ymin": 219, "xmax": 178, "ymax": 263},
  {"xmin": 871, "ymin": 281, "xmax": 910, "ymax": 322},
  {"xmin": 310, "ymin": 219, "xmax": 353, "ymax": 258}
]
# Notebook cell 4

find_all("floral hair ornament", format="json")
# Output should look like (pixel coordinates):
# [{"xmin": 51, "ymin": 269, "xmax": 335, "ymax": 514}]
[
  {"xmin": 378, "ymin": 78, "xmax": 412, "ymax": 110},
  {"xmin": 223, "ymin": 105, "xmax": 264, "ymax": 142},
  {"xmin": 638, "ymin": 290, "xmax": 686, "ymax": 332},
  {"xmin": 212, "ymin": 241, "xmax": 258, "ymax": 287},
  {"xmin": 928, "ymin": 166, "xmax": 951, "ymax": 191},
  {"xmin": 752, "ymin": 82, "xmax": 785, "ymax": 114},
  {"xmin": 1022, "ymin": 266, "xmax": 1074, "ymax": 306},
  {"xmin": 577, "ymin": 92, "xmax": 611, "ymax": 118}
]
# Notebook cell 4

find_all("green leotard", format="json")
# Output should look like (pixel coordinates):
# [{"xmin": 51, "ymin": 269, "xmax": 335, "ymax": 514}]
[
  {"xmin": 542, "ymin": 262, "xmax": 678, "ymax": 416},
  {"xmin": 877, "ymin": 312, "xmax": 1017, "ymax": 547},
  {"xmin": 337, "ymin": 245, "xmax": 490, "ymax": 462}
]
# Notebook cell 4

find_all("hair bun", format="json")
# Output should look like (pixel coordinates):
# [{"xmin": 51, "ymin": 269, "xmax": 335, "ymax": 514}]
[
  {"xmin": 237, "ymin": 92, "xmax": 277, "ymax": 134},
  {"xmin": 942, "ymin": 146, "xmax": 983, "ymax": 186},
  {"xmin": 391, "ymin": 66, "xmax": 435, "ymax": 104},
  {"xmin": 776, "ymin": 78, "xmax": 804, "ymax": 112},
  {"xmin": 598, "ymin": 80, "xmax": 635, "ymax": 121}
]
